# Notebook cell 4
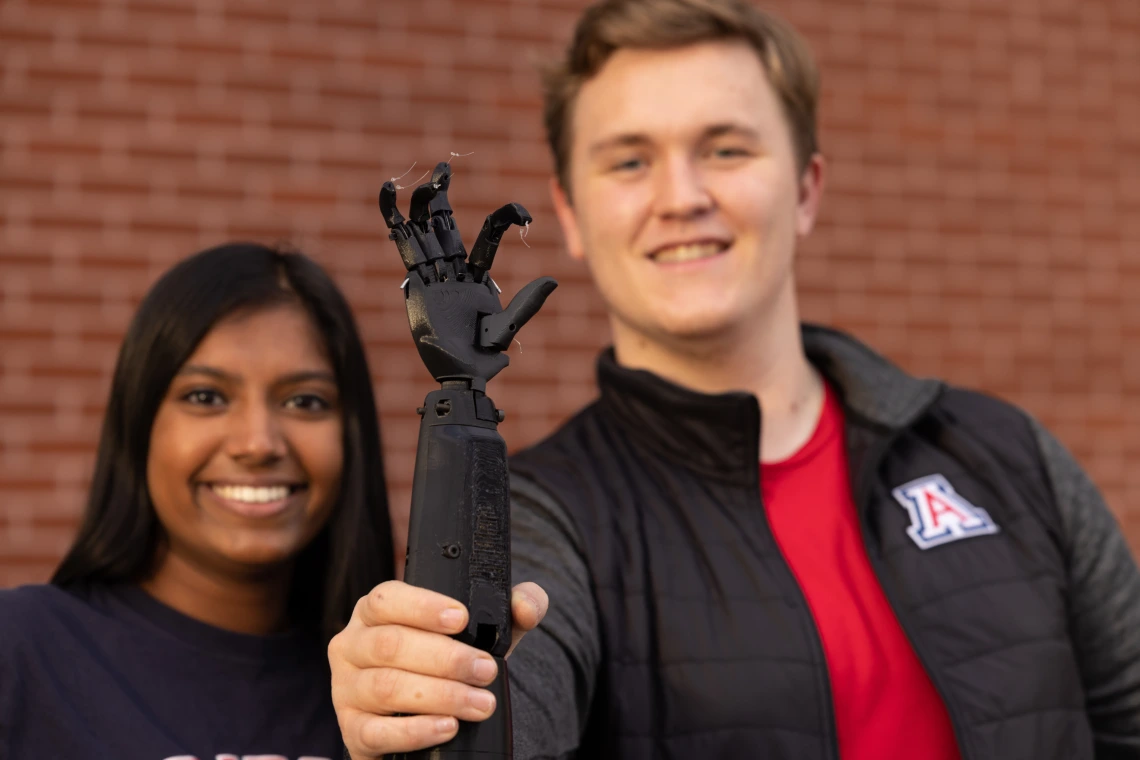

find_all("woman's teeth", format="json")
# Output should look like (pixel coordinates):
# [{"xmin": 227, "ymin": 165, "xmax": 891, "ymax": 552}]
[
  {"xmin": 653, "ymin": 242, "xmax": 724, "ymax": 263},
  {"xmin": 211, "ymin": 485, "xmax": 291, "ymax": 504}
]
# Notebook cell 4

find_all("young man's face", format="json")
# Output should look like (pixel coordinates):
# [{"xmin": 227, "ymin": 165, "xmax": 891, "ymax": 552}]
[{"xmin": 552, "ymin": 40, "xmax": 824, "ymax": 345}]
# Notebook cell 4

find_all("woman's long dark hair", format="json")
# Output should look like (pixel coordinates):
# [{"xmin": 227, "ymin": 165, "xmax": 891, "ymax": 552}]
[{"xmin": 51, "ymin": 242, "xmax": 394, "ymax": 644}]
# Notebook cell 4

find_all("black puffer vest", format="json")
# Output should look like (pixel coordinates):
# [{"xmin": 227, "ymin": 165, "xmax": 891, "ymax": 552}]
[{"xmin": 509, "ymin": 325, "xmax": 1092, "ymax": 760}]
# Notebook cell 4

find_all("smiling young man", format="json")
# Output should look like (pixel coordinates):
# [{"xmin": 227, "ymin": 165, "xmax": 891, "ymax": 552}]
[{"xmin": 329, "ymin": 1, "xmax": 1140, "ymax": 758}]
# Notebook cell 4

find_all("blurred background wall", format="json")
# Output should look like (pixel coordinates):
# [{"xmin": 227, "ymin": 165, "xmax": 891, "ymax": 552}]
[{"xmin": 1, "ymin": 0, "xmax": 1137, "ymax": 586}]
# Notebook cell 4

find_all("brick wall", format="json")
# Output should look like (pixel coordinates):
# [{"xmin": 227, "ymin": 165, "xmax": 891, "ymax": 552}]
[{"xmin": 1, "ymin": 0, "xmax": 1137, "ymax": 586}]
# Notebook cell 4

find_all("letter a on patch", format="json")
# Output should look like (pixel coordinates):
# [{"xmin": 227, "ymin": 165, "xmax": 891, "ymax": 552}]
[{"xmin": 891, "ymin": 475, "xmax": 999, "ymax": 549}]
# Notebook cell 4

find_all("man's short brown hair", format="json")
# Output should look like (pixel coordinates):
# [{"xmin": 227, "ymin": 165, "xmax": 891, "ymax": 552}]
[{"xmin": 542, "ymin": 0, "xmax": 821, "ymax": 192}]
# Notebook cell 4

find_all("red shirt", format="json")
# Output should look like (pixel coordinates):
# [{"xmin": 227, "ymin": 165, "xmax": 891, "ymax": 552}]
[{"xmin": 761, "ymin": 382, "xmax": 961, "ymax": 760}]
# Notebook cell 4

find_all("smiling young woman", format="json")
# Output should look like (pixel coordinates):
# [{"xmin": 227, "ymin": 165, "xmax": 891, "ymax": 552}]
[{"xmin": 0, "ymin": 242, "xmax": 393, "ymax": 760}]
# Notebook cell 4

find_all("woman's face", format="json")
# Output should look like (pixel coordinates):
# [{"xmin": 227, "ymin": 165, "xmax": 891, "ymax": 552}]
[{"xmin": 146, "ymin": 302, "xmax": 344, "ymax": 578}]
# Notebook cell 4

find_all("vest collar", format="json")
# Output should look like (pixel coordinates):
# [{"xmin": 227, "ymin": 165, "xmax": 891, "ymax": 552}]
[
  {"xmin": 800, "ymin": 323, "xmax": 944, "ymax": 431},
  {"xmin": 596, "ymin": 346, "xmax": 762, "ymax": 479},
  {"xmin": 594, "ymin": 323, "xmax": 943, "ymax": 479}
]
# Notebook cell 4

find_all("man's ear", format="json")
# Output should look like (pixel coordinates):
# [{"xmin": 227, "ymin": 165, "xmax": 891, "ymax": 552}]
[
  {"xmin": 549, "ymin": 177, "xmax": 587, "ymax": 262},
  {"xmin": 795, "ymin": 153, "xmax": 827, "ymax": 238}
]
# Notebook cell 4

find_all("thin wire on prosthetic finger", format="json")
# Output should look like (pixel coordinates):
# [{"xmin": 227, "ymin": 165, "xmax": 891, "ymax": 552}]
[
  {"xmin": 390, "ymin": 162, "xmax": 416, "ymax": 183},
  {"xmin": 395, "ymin": 168, "xmax": 432, "ymax": 191},
  {"xmin": 519, "ymin": 219, "xmax": 532, "ymax": 248},
  {"xmin": 444, "ymin": 150, "xmax": 475, "ymax": 165}
]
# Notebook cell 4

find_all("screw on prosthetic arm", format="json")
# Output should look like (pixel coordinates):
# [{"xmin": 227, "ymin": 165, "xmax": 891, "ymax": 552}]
[{"xmin": 378, "ymin": 161, "xmax": 558, "ymax": 389}]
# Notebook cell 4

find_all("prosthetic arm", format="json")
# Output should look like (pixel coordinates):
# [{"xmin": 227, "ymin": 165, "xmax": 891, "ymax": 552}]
[{"xmin": 379, "ymin": 162, "xmax": 558, "ymax": 759}]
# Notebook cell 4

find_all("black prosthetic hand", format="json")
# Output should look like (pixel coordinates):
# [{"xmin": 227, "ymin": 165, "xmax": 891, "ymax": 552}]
[
  {"xmin": 380, "ymin": 162, "xmax": 557, "ymax": 759},
  {"xmin": 381, "ymin": 162, "xmax": 557, "ymax": 390}
]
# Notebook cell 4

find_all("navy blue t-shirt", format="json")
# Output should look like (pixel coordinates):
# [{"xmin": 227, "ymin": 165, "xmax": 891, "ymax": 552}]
[{"xmin": 0, "ymin": 582, "xmax": 342, "ymax": 759}]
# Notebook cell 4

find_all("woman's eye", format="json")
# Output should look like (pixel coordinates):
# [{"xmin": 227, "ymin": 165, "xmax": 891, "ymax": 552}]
[
  {"xmin": 285, "ymin": 394, "xmax": 331, "ymax": 412},
  {"xmin": 182, "ymin": 389, "xmax": 225, "ymax": 406}
]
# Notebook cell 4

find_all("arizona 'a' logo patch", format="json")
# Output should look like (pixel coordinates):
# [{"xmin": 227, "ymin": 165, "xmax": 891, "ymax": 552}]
[{"xmin": 891, "ymin": 475, "xmax": 1000, "ymax": 550}]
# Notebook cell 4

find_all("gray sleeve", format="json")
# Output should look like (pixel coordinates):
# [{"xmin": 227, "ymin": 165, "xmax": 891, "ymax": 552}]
[
  {"xmin": 1031, "ymin": 418, "xmax": 1140, "ymax": 757},
  {"xmin": 507, "ymin": 475, "xmax": 600, "ymax": 760}
]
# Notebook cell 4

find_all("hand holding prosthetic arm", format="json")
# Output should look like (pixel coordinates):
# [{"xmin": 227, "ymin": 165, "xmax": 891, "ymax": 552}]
[{"xmin": 380, "ymin": 162, "xmax": 557, "ymax": 759}]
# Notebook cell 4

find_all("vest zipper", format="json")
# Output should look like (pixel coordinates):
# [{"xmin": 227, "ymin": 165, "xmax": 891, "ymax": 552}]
[
  {"xmin": 853, "ymin": 430, "xmax": 974, "ymax": 760},
  {"xmin": 755, "ymin": 482, "xmax": 841, "ymax": 760}
]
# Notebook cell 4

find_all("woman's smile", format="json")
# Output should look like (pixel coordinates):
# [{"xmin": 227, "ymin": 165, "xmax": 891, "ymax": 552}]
[{"xmin": 200, "ymin": 481, "xmax": 310, "ymax": 519}]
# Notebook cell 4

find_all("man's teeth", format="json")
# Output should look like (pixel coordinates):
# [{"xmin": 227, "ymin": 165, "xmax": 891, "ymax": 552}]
[
  {"xmin": 653, "ymin": 242, "xmax": 724, "ymax": 263},
  {"xmin": 211, "ymin": 485, "xmax": 291, "ymax": 504}
]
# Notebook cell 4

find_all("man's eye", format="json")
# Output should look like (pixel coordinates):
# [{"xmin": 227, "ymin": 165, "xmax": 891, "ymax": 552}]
[
  {"xmin": 712, "ymin": 147, "xmax": 749, "ymax": 159},
  {"xmin": 611, "ymin": 157, "xmax": 645, "ymax": 172},
  {"xmin": 285, "ymin": 394, "xmax": 331, "ymax": 412},
  {"xmin": 182, "ymin": 389, "xmax": 225, "ymax": 406}
]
